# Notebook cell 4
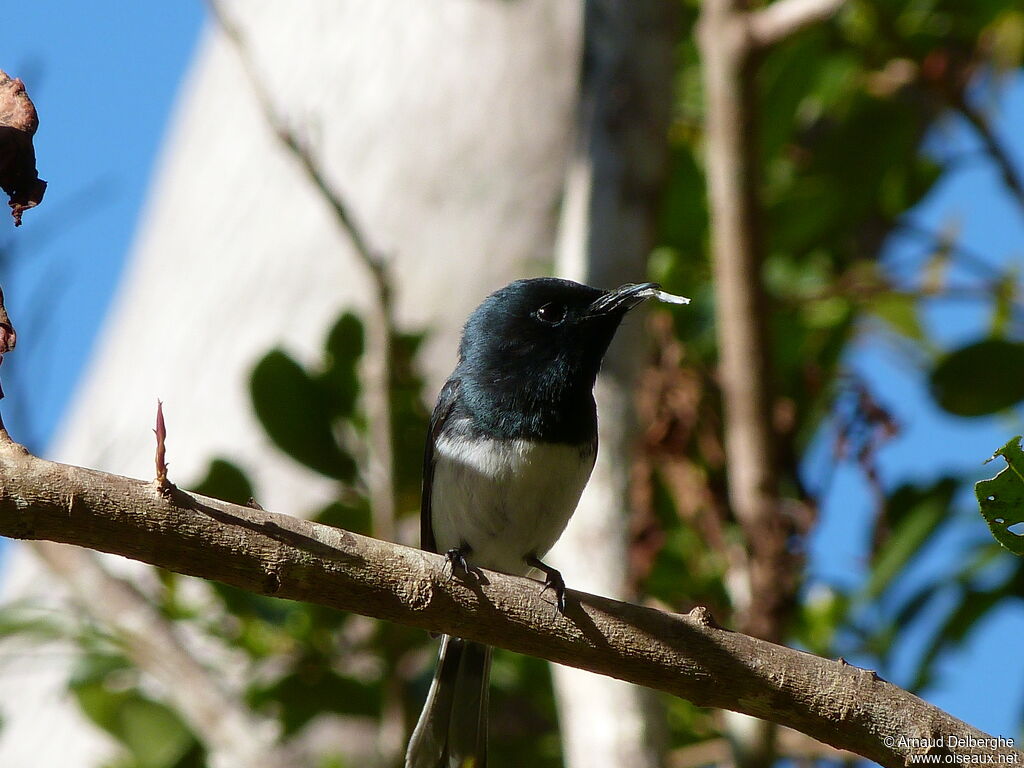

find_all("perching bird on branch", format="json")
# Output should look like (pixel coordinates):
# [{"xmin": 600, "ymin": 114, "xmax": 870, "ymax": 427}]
[{"xmin": 406, "ymin": 277, "xmax": 688, "ymax": 768}]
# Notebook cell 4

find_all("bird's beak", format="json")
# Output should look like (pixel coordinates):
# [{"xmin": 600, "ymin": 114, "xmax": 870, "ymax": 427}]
[{"xmin": 586, "ymin": 282, "xmax": 675, "ymax": 317}]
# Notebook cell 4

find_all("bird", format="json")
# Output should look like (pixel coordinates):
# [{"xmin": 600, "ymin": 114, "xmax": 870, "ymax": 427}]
[{"xmin": 405, "ymin": 277, "xmax": 688, "ymax": 768}]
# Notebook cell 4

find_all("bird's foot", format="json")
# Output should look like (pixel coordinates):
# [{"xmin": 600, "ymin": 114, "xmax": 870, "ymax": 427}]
[
  {"xmin": 445, "ymin": 545, "xmax": 471, "ymax": 579},
  {"xmin": 527, "ymin": 555, "xmax": 567, "ymax": 614}
]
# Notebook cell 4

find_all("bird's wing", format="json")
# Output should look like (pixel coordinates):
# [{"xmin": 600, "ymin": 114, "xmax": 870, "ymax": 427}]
[{"xmin": 421, "ymin": 377, "xmax": 461, "ymax": 554}]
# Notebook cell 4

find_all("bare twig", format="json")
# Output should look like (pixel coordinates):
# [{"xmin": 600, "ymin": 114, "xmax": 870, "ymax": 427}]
[
  {"xmin": 948, "ymin": 93, "xmax": 1024, "ymax": 218},
  {"xmin": 748, "ymin": 0, "xmax": 847, "ymax": 49},
  {"xmin": 0, "ymin": 437, "xmax": 1019, "ymax": 768},
  {"xmin": 207, "ymin": 0, "xmax": 396, "ymax": 541},
  {"xmin": 896, "ymin": 219, "xmax": 1004, "ymax": 281}
]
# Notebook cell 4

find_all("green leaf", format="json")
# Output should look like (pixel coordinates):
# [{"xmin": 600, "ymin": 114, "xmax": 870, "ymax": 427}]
[
  {"xmin": 70, "ymin": 655, "xmax": 201, "ymax": 768},
  {"xmin": 190, "ymin": 457, "xmax": 254, "ymax": 506},
  {"xmin": 209, "ymin": 581, "xmax": 292, "ymax": 625},
  {"xmin": 325, "ymin": 312, "xmax": 364, "ymax": 362},
  {"xmin": 990, "ymin": 272, "xmax": 1017, "ymax": 338},
  {"xmin": 321, "ymin": 312, "xmax": 364, "ymax": 418},
  {"xmin": 871, "ymin": 291, "xmax": 923, "ymax": 341},
  {"xmin": 250, "ymin": 350, "xmax": 356, "ymax": 480},
  {"xmin": 987, "ymin": 9, "xmax": 1024, "ymax": 71},
  {"xmin": 930, "ymin": 339, "xmax": 1024, "ymax": 417},
  {"xmin": 794, "ymin": 586, "xmax": 849, "ymax": 656},
  {"xmin": 248, "ymin": 666, "xmax": 381, "ymax": 735},
  {"xmin": 315, "ymin": 499, "xmax": 372, "ymax": 537},
  {"xmin": 802, "ymin": 296, "xmax": 851, "ymax": 330},
  {"xmin": 390, "ymin": 330, "xmax": 432, "ymax": 505},
  {"xmin": 975, "ymin": 437, "xmax": 1024, "ymax": 555}
]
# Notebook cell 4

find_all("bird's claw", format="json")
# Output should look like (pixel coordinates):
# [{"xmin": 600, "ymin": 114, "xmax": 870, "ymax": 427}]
[
  {"xmin": 527, "ymin": 555, "xmax": 567, "ymax": 615},
  {"xmin": 542, "ymin": 571, "xmax": 567, "ymax": 615},
  {"xmin": 445, "ymin": 547, "xmax": 470, "ymax": 578}
]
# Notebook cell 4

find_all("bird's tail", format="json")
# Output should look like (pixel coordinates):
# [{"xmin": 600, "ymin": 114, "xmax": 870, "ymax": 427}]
[{"xmin": 405, "ymin": 634, "xmax": 492, "ymax": 768}]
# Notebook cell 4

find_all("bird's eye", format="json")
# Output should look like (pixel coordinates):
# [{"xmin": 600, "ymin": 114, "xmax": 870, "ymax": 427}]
[{"xmin": 534, "ymin": 302, "xmax": 567, "ymax": 325}]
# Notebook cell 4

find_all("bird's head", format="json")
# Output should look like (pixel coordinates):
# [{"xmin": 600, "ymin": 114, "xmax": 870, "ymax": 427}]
[{"xmin": 456, "ymin": 278, "xmax": 669, "ymax": 438}]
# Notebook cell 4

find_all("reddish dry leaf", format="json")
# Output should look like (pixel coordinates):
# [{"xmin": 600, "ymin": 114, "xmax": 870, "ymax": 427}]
[
  {"xmin": 0, "ymin": 70, "xmax": 46, "ymax": 227},
  {"xmin": 0, "ymin": 285, "xmax": 14, "ymax": 399},
  {"xmin": 0, "ymin": 286, "xmax": 15, "ymax": 356},
  {"xmin": 154, "ymin": 399, "xmax": 168, "ymax": 486}
]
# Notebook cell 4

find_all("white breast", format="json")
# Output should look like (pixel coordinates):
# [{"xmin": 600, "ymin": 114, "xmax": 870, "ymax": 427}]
[{"xmin": 430, "ymin": 432, "xmax": 596, "ymax": 576}]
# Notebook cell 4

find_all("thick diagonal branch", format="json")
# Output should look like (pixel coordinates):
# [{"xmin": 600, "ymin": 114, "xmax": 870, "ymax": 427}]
[{"xmin": 0, "ymin": 435, "xmax": 1018, "ymax": 768}]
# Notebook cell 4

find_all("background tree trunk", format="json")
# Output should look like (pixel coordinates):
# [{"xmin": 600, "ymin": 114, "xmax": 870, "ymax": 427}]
[
  {"xmin": 552, "ymin": 2, "xmax": 676, "ymax": 767},
  {"xmin": 0, "ymin": 2, "xmax": 583, "ymax": 764}
]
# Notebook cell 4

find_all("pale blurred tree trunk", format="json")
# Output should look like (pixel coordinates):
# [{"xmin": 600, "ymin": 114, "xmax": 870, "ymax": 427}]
[
  {"xmin": 552, "ymin": 2, "xmax": 677, "ymax": 768},
  {"xmin": 0, "ymin": 2, "xmax": 583, "ymax": 765}
]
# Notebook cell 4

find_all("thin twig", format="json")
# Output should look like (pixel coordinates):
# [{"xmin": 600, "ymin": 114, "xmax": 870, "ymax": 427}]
[
  {"xmin": 948, "ymin": 92, "xmax": 1024, "ymax": 219},
  {"xmin": 747, "ymin": 0, "xmax": 848, "ymax": 49},
  {"xmin": 895, "ymin": 219, "xmax": 1005, "ymax": 281},
  {"xmin": 207, "ymin": 0, "xmax": 396, "ymax": 541}
]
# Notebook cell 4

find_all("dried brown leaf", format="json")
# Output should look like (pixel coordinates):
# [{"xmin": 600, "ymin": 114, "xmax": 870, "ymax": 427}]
[{"xmin": 0, "ymin": 70, "xmax": 46, "ymax": 226}]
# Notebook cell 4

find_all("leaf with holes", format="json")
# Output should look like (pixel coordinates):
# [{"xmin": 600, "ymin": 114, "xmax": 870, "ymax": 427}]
[{"xmin": 975, "ymin": 437, "xmax": 1024, "ymax": 555}]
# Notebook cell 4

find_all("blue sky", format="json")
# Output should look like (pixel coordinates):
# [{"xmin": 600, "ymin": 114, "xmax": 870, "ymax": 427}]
[
  {"xmin": 0, "ymin": 2, "xmax": 204, "ymax": 449},
  {"xmin": 808, "ymin": 74, "xmax": 1024, "ymax": 738},
  {"xmin": 0, "ymin": 1, "xmax": 1021, "ymax": 756}
]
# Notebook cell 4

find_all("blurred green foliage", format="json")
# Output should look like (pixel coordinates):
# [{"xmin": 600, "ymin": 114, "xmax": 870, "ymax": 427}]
[
  {"xmin": 71, "ymin": 653, "xmax": 204, "ymax": 768},
  {"xmin": 3, "ymin": 1, "xmax": 1024, "ymax": 766},
  {"xmin": 649, "ymin": 0, "xmax": 1024, "ymax": 753},
  {"xmin": 931, "ymin": 340, "xmax": 1024, "ymax": 416}
]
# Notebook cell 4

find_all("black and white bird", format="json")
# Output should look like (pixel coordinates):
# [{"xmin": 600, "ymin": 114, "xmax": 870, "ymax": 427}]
[{"xmin": 405, "ymin": 277, "xmax": 688, "ymax": 768}]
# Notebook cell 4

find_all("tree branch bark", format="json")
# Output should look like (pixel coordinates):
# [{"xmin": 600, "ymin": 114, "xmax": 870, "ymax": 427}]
[{"xmin": 0, "ymin": 433, "xmax": 1018, "ymax": 768}]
